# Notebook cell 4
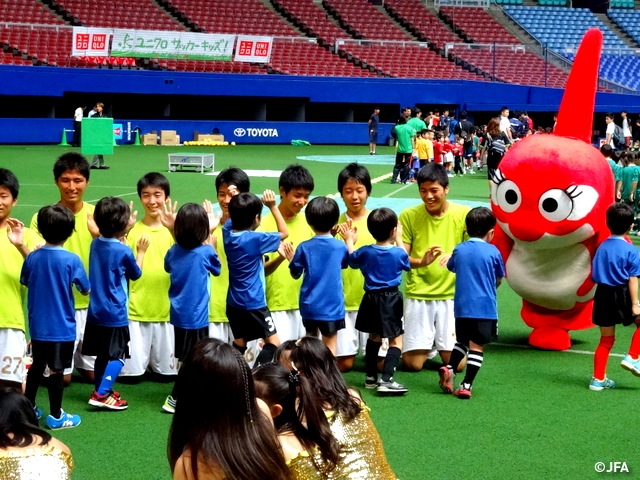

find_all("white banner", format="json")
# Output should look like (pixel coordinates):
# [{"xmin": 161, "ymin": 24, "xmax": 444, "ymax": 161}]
[
  {"xmin": 234, "ymin": 36, "xmax": 273, "ymax": 63},
  {"xmin": 111, "ymin": 29, "xmax": 235, "ymax": 60},
  {"xmin": 72, "ymin": 27, "xmax": 112, "ymax": 57}
]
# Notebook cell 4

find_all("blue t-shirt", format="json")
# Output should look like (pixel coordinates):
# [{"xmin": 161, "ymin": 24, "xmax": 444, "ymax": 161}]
[
  {"xmin": 223, "ymin": 219, "xmax": 281, "ymax": 310},
  {"xmin": 592, "ymin": 236, "xmax": 640, "ymax": 287},
  {"xmin": 447, "ymin": 238, "xmax": 505, "ymax": 320},
  {"xmin": 290, "ymin": 235, "xmax": 349, "ymax": 321},
  {"xmin": 20, "ymin": 246, "xmax": 90, "ymax": 342},
  {"xmin": 165, "ymin": 243, "xmax": 221, "ymax": 329},
  {"xmin": 87, "ymin": 237, "xmax": 142, "ymax": 328},
  {"xmin": 348, "ymin": 245, "xmax": 410, "ymax": 291}
]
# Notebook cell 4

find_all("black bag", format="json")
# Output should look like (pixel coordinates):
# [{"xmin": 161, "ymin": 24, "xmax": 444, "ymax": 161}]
[
  {"xmin": 487, "ymin": 133, "xmax": 506, "ymax": 157},
  {"xmin": 613, "ymin": 124, "xmax": 625, "ymax": 148}
]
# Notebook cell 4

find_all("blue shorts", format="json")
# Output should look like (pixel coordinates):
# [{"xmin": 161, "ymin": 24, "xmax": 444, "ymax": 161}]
[{"xmin": 369, "ymin": 131, "xmax": 379, "ymax": 143}]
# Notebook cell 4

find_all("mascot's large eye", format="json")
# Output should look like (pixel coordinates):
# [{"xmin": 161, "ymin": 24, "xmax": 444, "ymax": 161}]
[
  {"xmin": 493, "ymin": 179, "xmax": 521, "ymax": 213},
  {"xmin": 538, "ymin": 189, "xmax": 573, "ymax": 222}
]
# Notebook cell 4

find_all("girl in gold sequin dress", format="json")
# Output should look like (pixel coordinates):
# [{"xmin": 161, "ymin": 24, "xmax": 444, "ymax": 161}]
[{"xmin": 0, "ymin": 388, "xmax": 73, "ymax": 480}]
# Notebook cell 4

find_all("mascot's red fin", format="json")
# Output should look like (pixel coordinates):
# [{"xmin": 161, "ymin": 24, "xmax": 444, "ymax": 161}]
[{"xmin": 554, "ymin": 28, "xmax": 603, "ymax": 143}]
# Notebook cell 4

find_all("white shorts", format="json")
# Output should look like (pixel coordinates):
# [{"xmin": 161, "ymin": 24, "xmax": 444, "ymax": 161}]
[
  {"xmin": 0, "ymin": 328, "xmax": 27, "ymax": 384},
  {"xmin": 403, "ymin": 299, "xmax": 456, "ymax": 353},
  {"xmin": 271, "ymin": 310, "xmax": 304, "ymax": 343},
  {"xmin": 208, "ymin": 322, "xmax": 233, "ymax": 344},
  {"xmin": 121, "ymin": 321, "xmax": 177, "ymax": 377},
  {"xmin": 336, "ymin": 311, "xmax": 359, "ymax": 357},
  {"xmin": 70, "ymin": 309, "xmax": 95, "ymax": 374}
]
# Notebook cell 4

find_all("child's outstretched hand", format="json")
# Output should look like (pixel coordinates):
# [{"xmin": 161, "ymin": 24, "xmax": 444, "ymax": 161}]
[
  {"xmin": 262, "ymin": 189, "xmax": 277, "ymax": 209},
  {"xmin": 278, "ymin": 241, "xmax": 295, "ymax": 261},
  {"xmin": 136, "ymin": 234, "xmax": 150, "ymax": 254},
  {"xmin": 159, "ymin": 198, "xmax": 178, "ymax": 232},
  {"xmin": 337, "ymin": 221, "xmax": 358, "ymax": 244},
  {"xmin": 6, "ymin": 218, "xmax": 24, "ymax": 247},
  {"xmin": 87, "ymin": 213, "xmax": 100, "ymax": 238},
  {"xmin": 202, "ymin": 199, "xmax": 222, "ymax": 231},
  {"xmin": 421, "ymin": 245, "xmax": 445, "ymax": 267}
]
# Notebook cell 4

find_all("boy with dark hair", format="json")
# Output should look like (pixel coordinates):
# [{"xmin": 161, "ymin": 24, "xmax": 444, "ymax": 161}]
[
  {"xmin": 262, "ymin": 165, "xmax": 314, "ymax": 344},
  {"xmin": 589, "ymin": 203, "xmax": 640, "ymax": 391},
  {"xmin": 286, "ymin": 197, "xmax": 349, "ymax": 355},
  {"xmin": 0, "ymin": 169, "xmax": 42, "ymax": 391},
  {"xmin": 30, "ymin": 153, "xmax": 96, "ymax": 382},
  {"xmin": 400, "ymin": 163, "xmax": 470, "ymax": 372},
  {"xmin": 209, "ymin": 167, "xmax": 250, "ymax": 346},
  {"xmin": 343, "ymin": 207, "xmax": 411, "ymax": 396},
  {"xmin": 440, "ymin": 207, "xmax": 504, "ymax": 399},
  {"xmin": 21, "ymin": 204, "xmax": 90, "ymax": 429},
  {"xmin": 121, "ymin": 173, "xmax": 176, "ymax": 378},
  {"xmin": 224, "ymin": 190, "xmax": 288, "ymax": 366},
  {"xmin": 83, "ymin": 197, "xmax": 147, "ymax": 410}
]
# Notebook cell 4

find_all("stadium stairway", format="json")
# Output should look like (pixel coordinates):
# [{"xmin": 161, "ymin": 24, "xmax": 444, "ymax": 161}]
[{"xmin": 597, "ymin": 12, "xmax": 640, "ymax": 49}]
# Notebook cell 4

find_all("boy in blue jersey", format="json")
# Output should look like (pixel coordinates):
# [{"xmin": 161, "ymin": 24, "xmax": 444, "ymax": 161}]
[
  {"xmin": 440, "ymin": 207, "xmax": 505, "ymax": 399},
  {"xmin": 590, "ymin": 203, "xmax": 640, "ymax": 391},
  {"xmin": 287, "ymin": 197, "xmax": 349, "ymax": 355},
  {"xmin": 343, "ymin": 207, "xmax": 411, "ymax": 395},
  {"xmin": 21, "ymin": 204, "xmax": 90, "ymax": 429},
  {"xmin": 224, "ymin": 190, "xmax": 288, "ymax": 367},
  {"xmin": 82, "ymin": 197, "xmax": 148, "ymax": 411}
]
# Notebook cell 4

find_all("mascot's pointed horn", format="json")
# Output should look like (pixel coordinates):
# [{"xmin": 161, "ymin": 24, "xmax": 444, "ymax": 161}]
[{"xmin": 554, "ymin": 28, "xmax": 603, "ymax": 143}]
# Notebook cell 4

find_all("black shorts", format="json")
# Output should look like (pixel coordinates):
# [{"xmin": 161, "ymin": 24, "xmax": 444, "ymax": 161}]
[
  {"xmin": 592, "ymin": 284, "xmax": 635, "ymax": 327},
  {"xmin": 395, "ymin": 152, "xmax": 412, "ymax": 166},
  {"xmin": 356, "ymin": 288, "xmax": 404, "ymax": 339},
  {"xmin": 455, "ymin": 318, "xmax": 497, "ymax": 346},
  {"xmin": 174, "ymin": 326, "xmax": 209, "ymax": 361},
  {"xmin": 31, "ymin": 340, "xmax": 74, "ymax": 372},
  {"xmin": 369, "ymin": 131, "xmax": 379, "ymax": 143},
  {"xmin": 303, "ymin": 319, "xmax": 345, "ymax": 336},
  {"xmin": 487, "ymin": 153, "xmax": 504, "ymax": 179},
  {"xmin": 227, "ymin": 305, "xmax": 277, "ymax": 342},
  {"xmin": 81, "ymin": 323, "xmax": 130, "ymax": 360}
]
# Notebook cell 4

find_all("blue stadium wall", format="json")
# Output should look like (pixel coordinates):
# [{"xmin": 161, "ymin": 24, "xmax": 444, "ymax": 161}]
[{"xmin": 1, "ymin": 65, "xmax": 639, "ymax": 144}]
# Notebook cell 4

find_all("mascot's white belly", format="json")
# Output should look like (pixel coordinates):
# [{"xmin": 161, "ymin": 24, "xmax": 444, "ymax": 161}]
[{"xmin": 506, "ymin": 242, "xmax": 594, "ymax": 310}]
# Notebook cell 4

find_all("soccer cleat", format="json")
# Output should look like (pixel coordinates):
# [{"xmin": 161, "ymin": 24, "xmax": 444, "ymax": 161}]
[
  {"xmin": 89, "ymin": 391, "xmax": 128, "ymax": 410},
  {"xmin": 34, "ymin": 405, "xmax": 42, "ymax": 420},
  {"xmin": 46, "ymin": 410, "xmax": 81, "ymax": 430},
  {"xmin": 454, "ymin": 383, "xmax": 473, "ymax": 399},
  {"xmin": 589, "ymin": 377, "xmax": 616, "ymax": 391},
  {"xmin": 162, "ymin": 395, "xmax": 176, "ymax": 414},
  {"xmin": 377, "ymin": 380, "xmax": 408, "ymax": 396},
  {"xmin": 438, "ymin": 366, "xmax": 454, "ymax": 394},
  {"xmin": 620, "ymin": 354, "xmax": 640, "ymax": 376},
  {"xmin": 365, "ymin": 376, "xmax": 380, "ymax": 389}
]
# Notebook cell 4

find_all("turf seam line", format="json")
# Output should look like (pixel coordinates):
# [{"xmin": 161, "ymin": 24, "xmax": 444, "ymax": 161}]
[
  {"xmin": 85, "ymin": 191, "xmax": 138, "ymax": 204},
  {"xmin": 493, "ymin": 342, "xmax": 625, "ymax": 358}
]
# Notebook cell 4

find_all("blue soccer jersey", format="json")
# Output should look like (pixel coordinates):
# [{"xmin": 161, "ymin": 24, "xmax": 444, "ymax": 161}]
[
  {"xmin": 348, "ymin": 245, "xmax": 410, "ymax": 291},
  {"xmin": 20, "ymin": 246, "xmax": 90, "ymax": 341},
  {"xmin": 447, "ymin": 238, "xmax": 505, "ymax": 320},
  {"xmin": 289, "ymin": 235, "xmax": 349, "ymax": 321},
  {"xmin": 165, "ymin": 243, "xmax": 221, "ymax": 330},
  {"xmin": 592, "ymin": 236, "xmax": 640, "ymax": 287},
  {"xmin": 223, "ymin": 219, "xmax": 281, "ymax": 311},
  {"xmin": 87, "ymin": 237, "xmax": 142, "ymax": 327}
]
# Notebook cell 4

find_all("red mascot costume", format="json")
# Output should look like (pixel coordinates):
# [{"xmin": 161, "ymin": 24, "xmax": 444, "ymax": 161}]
[{"xmin": 490, "ymin": 29, "xmax": 614, "ymax": 351}]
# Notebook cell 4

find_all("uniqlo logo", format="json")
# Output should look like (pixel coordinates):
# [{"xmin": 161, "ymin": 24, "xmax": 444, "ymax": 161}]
[
  {"xmin": 238, "ymin": 41, "xmax": 254, "ymax": 56},
  {"xmin": 254, "ymin": 42, "xmax": 269, "ymax": 57},
  {"xmin": 75, "ymin": 34, "xmax": 89, "ymax": 50},
  {"xmin": 91, "ymin": 34, "xmax": 107, "ymax": 50}
]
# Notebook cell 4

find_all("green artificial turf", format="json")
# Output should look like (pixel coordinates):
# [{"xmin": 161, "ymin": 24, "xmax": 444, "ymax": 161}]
[{"xmin": 1, "ymin": 144, "xmax": 637, "ymax": 480}]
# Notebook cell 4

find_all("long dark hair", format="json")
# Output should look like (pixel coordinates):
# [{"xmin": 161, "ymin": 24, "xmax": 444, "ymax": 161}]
[
  {"xmin": 289, "ymin": 337, "xmax": 361, "ymax": 422},
  {"xmin": 0, "ymin": 388, "xmax": 51, "ymax": 448},
  {"xmin": 167, "ymin": 339, "xmax": 290, "ymax": 480},
  {"xmin": 253, "ymin": 363, "xmax": 340, "ymax": 474}
]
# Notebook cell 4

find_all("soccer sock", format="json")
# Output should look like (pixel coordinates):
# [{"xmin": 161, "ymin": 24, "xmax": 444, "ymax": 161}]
[
  {"xmin": 448, "ymin": 343, "xmax": 468, "ymax": 373},
  {"xmin": 93, "ymin": 356, "xmax": 108, "ymax": 393},
  {"xmin": 232, "ymin": 341, "xmax": 247, "ymax": 355},
  {"xmin": 462, "ymin": 350, "xmax": 484, "ymax": 386},
  {"xmin": 25, "ymin": 358, "xmax": 46, "ymax": 407},
  {"xmin": 365, "ymin": 339, "xmax": 382, "ymax": 378},
  {"xmin": 594, "ymin": 335, "xmax": 615, "ymax": 380},
  {"xmin": 381, "ymin": 347, "xmax": 402, "ymax": 383},
  {"xmin": 47, "ymin": 372, "xmax": 64, "ymax": 419},
  {"xmin": 255, "ymin": 343, "xmax": 277, "ymax": 366},
  {"xmin": 97, "ymin": 359, "xmax": 125, "ymax": 397},
  {"xmin": 628, "ymin": 327, "xmax": 640, "ymax": 359}
]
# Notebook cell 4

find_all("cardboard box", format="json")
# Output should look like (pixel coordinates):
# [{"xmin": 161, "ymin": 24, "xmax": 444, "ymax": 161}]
[
  {"xmin": 160, "ymin": 130, "xmax": 179, "ymax": 146},
  {"xmin": 141, "ymin": 133, "xmax": 157, "ymax": 145},
  {"xmin": 196, "ymin": 134, "xmax": 224, "ymax": 142}
]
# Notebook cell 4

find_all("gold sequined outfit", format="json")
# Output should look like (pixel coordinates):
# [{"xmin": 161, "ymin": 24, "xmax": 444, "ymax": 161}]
[
  {"xmin": 287, "ymin": 407, "xmax": 397, "ymax": 480},
  {"xmin": 0, "ymin": 445, "xmax": 73, "ymax": 480}
]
